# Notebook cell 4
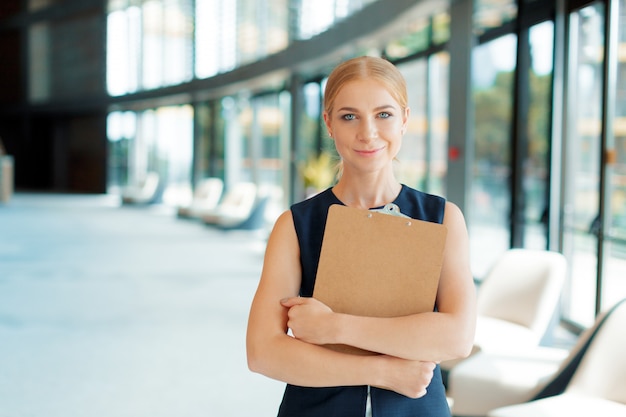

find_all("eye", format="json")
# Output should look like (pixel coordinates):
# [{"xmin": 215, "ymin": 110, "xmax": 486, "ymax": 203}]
[
  {"xmin": 378, "ymin": 112, "xmax": 391, "ymax": 119},
  {"xmin": 341, "ymin": 114, "xmax": 356, "ymax": 121}
]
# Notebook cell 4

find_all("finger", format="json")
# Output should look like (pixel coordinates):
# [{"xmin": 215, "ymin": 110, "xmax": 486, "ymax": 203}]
[{"xmin": 280, "ymin": 296, "xmax": 303, "ymax": 307}]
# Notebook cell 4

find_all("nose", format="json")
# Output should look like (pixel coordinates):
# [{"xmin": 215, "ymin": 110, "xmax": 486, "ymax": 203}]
[{"xmin": 358, "ymin": 117, "xmax": 378, "ymax": 142}]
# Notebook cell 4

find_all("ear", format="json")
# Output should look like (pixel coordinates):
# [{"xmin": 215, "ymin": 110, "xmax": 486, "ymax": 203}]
[
  {"xmin": 323, "ymin": 111, "xmax": 333, "ymax": 138},
  {"xmin": 402, "ymin": 107, "xmax": 410, "ymax": 134}
]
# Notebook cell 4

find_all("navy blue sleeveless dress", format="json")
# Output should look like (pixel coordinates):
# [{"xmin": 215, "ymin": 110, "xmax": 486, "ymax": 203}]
[{"xmin": 278, "ymin": 185, "xmax": 451, "ymax": 417}]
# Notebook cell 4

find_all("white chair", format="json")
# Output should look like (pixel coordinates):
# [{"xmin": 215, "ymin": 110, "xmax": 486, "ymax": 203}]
[
  {"xmin": 474, "ymin": 249, "xmax": 568, "ymax": 351},
  {"xmin": 121, "ymin": 171, "xmax": 160, "ymax": 204},
  {"xmin": 177, "ymin": 177, "xmax": 224, "ymax": 219},
  {"xmin": 442, "ymin": 249, "xmax": 567, "ymax": 387},
  {"xmin": 486, "ymin": 298, "xmax": 626, "ymax": 417},
  {"xmin": 448, "ymin": 346, "xmax": 569, "ymax": 416},
  {"xmin": 201, "ymin": 182, "xmax": 257, "ymax": 227}
]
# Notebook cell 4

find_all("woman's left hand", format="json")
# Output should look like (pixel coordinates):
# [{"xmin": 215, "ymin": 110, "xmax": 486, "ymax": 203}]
[{"xmin": 280, "ymin": 297, "xmax": 336, "ymax": 345}]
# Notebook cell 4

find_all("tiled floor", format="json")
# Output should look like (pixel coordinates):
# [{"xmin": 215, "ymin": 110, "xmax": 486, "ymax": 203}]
[{"xmin": 0, "ymin": 193, "xmax": 284, "ymax": 417}]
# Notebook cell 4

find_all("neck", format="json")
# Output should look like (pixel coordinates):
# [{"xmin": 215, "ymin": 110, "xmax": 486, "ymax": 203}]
[{"xmin": 332, "ymin": 172, "xmax": 401, "ymax": 209}]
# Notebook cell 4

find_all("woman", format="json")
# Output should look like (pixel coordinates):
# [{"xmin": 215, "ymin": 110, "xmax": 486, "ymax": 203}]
[{"xmin": 246, "ymin": 56, "xmax": 476, "ymax": 417}]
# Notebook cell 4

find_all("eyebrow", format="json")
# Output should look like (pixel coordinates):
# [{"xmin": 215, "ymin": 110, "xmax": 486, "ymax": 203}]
[{"xmin": 336, "ymin": 104, "xmax": 398, "ymax": 113}]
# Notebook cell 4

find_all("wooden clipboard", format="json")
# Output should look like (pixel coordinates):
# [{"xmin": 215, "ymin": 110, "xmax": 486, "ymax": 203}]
[{"xmin": 312, "ymin": 204, "xmax": 447, "ymax": 355}]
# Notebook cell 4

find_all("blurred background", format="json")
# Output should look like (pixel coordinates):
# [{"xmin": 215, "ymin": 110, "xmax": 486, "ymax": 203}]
[{"xmin": 1, "ymin": 0, "xmax": 626, "ymax": 416}]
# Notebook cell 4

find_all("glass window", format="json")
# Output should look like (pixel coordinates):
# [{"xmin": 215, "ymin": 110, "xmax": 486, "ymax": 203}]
[
  {"xmin": 195, "ymin": 0, "xmax": 237, "ymax": 78},
  {"xmin": 236, "ymin": 0, "xmax": 288, "ymax": 66},
  {"xmin": 523, "ymin": 21, "xmax": 555, "ymax": 250},
  {"xmin": 296, "ymin": 0, "xmax": 377, "ymax": 40},
  {"xmin": 107, "ymin": 0, "xmax": 193, "ymax": 94},
  {"xmin": 562, "ymin": 3, "xmax": 605, "ymax": 327},
  {"xmin": 155, "ymin": 105, "xmax": 194, "ymax": 205},
  {"xmin": 474, "ymin": 0, "xmax": 517, "ymax": 36},
  {"xmin": 142, "ymin": 0, "xmax": 193, "ymax": 89},
  {"xmin": 396, "ymin": 59, "xmax": 428, "ymax": 189},
  {"xmin": 384, "ymin": 10, "xmax": 449, "ymax": 60},
  {"xmin": 393, "ymin": 53, "xmax": 449, "ymax": 197},
  {"xmin": 28, "ymin": 23, "xmax": 50, "ymax": 102},
  {"xmin": 195, "ymin": 100, "xmax": 226, "ymax": 181},
  {"xmin": 432, "ymin": 11, "xmax": 450, "ymax": 45},
  {"xmin": 301, "ymin": 82, "xmax": 323, "ymax": 161},
  {"xmin": 385, "ymin": 17, "xmax": 432, "ymax": 59},
  {"xmin": 106, "ymin": 111, "xmax": 136, "ymax": 193},
  {"xmin": 106, "ymin": 5, "xmax": 141, "ymax": 96},
  {"xmin": 428, "ymin": 51, "xmax": 450, "ymax": 197},
  {"xmin": 142, "ymin": 0, "xmax": 164, "ymax": 89},
  {"xmin": 162, "ymin": 0, "xmax": 194, "ymax": 86},
  {"xmin": 298, "ymin": 0, "xmax": 335, "ymax": 39},
  {"xmin": 224, "ymin": 93, "xmax": 288, "ymax": 216},
  {"xmin": 106, "ymin": 106, "xmax": 193, "ymax": 205},
  {"xmin": 470, "ymin": 35, "xmax": 517, "ymax": 278},
  {"xmin": 603, "ymin": 0, "xmax": 626, "ymax": 314}
]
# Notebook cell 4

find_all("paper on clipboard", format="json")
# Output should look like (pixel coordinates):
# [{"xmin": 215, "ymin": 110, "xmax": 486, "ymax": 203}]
[{"xmin": 312, "ymin": 204, "xmax": 448, "ymax": 355}]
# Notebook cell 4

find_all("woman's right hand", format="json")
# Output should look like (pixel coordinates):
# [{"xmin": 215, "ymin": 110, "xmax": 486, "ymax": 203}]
[{"xmin": 374, "ymin": 356, "xmax": 436, "ymax": 398}]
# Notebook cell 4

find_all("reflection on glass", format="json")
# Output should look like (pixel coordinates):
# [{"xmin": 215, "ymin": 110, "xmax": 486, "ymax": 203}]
[
  {"xmin": 470, "ymin": 35, "xmax": 516, "ymax": 278},
  {"xmin": 562, "ymin": 3, "xmax": 605, "ymax": 327}
]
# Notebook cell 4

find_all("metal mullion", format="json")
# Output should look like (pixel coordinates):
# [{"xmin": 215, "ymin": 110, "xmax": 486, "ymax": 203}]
[{"xmin": 596, "ymin": 0, "xmax": 619, "ymax": 315}]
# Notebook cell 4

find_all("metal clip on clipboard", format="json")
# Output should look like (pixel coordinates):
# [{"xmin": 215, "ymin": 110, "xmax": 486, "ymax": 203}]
[{"xmin": 369, "ymin": 203, "xmax": 410, "ymax": 219}]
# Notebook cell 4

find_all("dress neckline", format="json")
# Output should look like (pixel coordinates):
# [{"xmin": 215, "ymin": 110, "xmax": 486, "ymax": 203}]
[{"xmin": 328, "ymin": 184, "xmax": 405, "ymax": 210}]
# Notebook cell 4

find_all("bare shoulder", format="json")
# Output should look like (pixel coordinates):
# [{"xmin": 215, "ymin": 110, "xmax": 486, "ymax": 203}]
[
  {"xmin": 262, "ymin": 208, "xmax": 300, "ymax": 282},
  {"xmin": 440, "ymin": 201, "xmax": 471, "ymax": 282},
  {"xmin": 267, "ymin": 209, "xmax": 297, "ymax": 246},
  {"xmin": 443, "ymin": 201, "xmax": 468, "ymax": 231}
]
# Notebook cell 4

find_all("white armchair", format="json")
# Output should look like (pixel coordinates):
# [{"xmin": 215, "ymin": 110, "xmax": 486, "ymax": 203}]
[
  {"xmin": 473, "ymin": 249, "xmax": 567, "ymax": 351},
  {"xmin": 201, "ymin": 182, "xmax": 257, "ymax": 227},
  {"xmin": 121, "ymin": 171, "xmax": 160, "ymax": 204},
  {"xmin": 443, "ymin": 249, "xmax": 567, "ymax": 389},
  {"xmin": 486, "ymin": 298, "xmax": 626, "ymax": 417},
  {"xmin": 176, "ymin": 177, "xmax": 224, "ymax": 219}
]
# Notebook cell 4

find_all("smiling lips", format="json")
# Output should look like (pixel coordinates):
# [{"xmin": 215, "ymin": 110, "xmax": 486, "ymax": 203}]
[{"xmin": 355, "ymin": 146, "xmax": 384, "ymax": 156}]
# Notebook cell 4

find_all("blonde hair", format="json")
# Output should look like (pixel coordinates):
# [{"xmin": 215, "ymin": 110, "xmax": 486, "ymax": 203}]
[{"xmin": 323, "ymin": 56, "xmax": 408, "ymax": 116}]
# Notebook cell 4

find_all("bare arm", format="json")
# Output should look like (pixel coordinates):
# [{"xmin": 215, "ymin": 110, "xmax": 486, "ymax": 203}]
[
  {"xmin": 282, "ymin": 202, "xmax": 476, "ymax": 362},
  {"xmin": 246, "ymin": 210, "xmax": 435, "ymax": 397}
]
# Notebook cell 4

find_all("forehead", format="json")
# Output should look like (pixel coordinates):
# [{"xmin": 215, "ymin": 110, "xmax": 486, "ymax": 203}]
[{"xmin": 334, "ymin": 79, "xmax": 398, "ymax": 107}]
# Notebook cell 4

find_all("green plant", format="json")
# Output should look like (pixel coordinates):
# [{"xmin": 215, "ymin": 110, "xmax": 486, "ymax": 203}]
[{"xmin": 301, "ymin": 151, "xmax": 337, "ymax": 190}]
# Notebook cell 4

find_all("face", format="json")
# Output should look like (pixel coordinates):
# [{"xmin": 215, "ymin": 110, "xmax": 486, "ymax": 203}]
[{"xmin": 324, "ymin": 78, "xmax": 409, "ymax": 175}]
